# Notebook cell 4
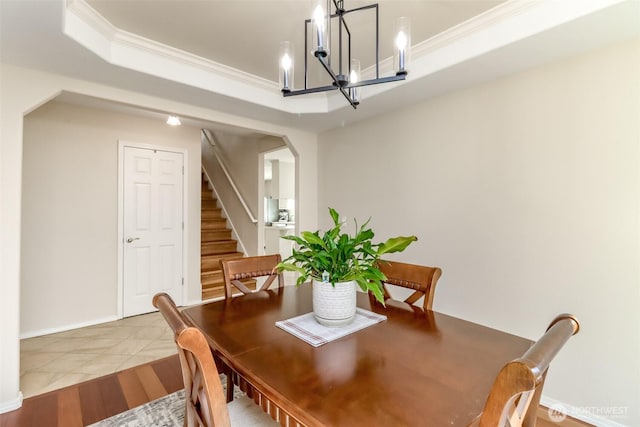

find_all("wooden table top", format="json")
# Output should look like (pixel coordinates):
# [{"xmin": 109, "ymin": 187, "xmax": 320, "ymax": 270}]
[{"xmin": 183, "ymin": 284, "xmax": 533, "ymax": 427}]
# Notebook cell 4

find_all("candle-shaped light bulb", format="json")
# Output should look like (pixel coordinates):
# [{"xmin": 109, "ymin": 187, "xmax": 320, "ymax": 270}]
[
  {"xmin": 396, "ymin": 31, "xmax": 407, "ymax": 50},
  {"xmin": 349, "ymin": 59, "xmax": 360, "ymax": 104},
  {"xmin": 313, "ymin": 5, "xmax": 325, "ymax": 50},
  {"xmin": 279, "ymin": 41, "xmax": 294, "ymax": 91},
  {"xmin": 396, "ymin": 30, "xmax": 407, "ymax": 72},
  {"xmin": 281, "ymin": 53, "xmax": 292, "ymax": 89},
  {"xmin": 281, "ymin": 53, "xmax": 292, "ymax": 71}
]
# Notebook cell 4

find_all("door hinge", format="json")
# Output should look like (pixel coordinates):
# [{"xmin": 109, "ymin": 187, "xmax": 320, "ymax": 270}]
[
  {"xmin": 182, "ymin": 166, "xmax": 184, "ymax": 175},
  {"xmin": 181, "ymin": 278, "xmax": 184, "ymax": 286}
]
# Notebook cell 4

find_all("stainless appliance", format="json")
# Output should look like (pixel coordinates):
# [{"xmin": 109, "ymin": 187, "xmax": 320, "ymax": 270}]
[{"xmin": 265, "ymin": 197, "xmax": 279, "ymax": 225}]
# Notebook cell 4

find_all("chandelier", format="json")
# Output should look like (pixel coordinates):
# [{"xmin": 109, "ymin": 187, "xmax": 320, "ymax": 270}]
[{"xmin": 279, "ymin": 0, "xmax": 410, "ymax": 109}]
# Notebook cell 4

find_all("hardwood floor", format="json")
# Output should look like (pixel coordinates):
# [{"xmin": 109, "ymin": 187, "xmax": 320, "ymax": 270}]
[
  {"xmin": 0, "ymin": 355, "xmax": 182, "ymax": 427},
  {"xmin": 1, "ymin": 353, "xmax": 591, "ymax": 427}
]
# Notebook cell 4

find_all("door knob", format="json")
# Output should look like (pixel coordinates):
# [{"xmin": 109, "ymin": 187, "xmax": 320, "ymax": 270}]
[{"xmin": 126, "ymin": 237, "xmax": 140, "ymax": 243}]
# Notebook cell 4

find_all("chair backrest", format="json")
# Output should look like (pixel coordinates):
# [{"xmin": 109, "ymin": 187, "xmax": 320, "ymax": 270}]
[
  {"xmin": 377, "ymin": 259, "xmax": 442, "ymax": 310},
  {"xmin": 477, "ymin": 314, "xmax": 580, "ymax": 427},
  {"xmin": 221, "ymin": 254, "xmax": 283, "ymax": 299},
  {"xmin": 153, "ymin": 293, "xmax": 231, "ymax": 427}
]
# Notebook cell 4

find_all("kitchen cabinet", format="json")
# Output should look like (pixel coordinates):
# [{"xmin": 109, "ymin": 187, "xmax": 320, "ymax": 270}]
[{"xmin": 264, "ymin": 225, "xmax": 294, "ymax": 258}]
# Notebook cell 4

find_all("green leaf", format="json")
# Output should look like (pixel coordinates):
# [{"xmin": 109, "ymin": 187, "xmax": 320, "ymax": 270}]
[
  {"xmin": 378, "ymin": 236, "xmax": 418, "ymax": 254},
  {"xmin": 329, "ymin": 207, "xmax": 340, "ymax": 225},
  {"xmin": 301, "ymin": 231, "xmax": 326, "ymax": 248},
  {"xmin": 281, "ymin": 234, "xmax": 307, "ymax": 245},
  {"xmin": 277, "ymin": 208, "xmax": 414, "ymax": 304},
  {"xmin": 276, "ymin": 263, "xmax": 306, "ymax": 275},
  {"xmin": 369, "ymin": 283, "xmax": 386, "ymax": 306}
]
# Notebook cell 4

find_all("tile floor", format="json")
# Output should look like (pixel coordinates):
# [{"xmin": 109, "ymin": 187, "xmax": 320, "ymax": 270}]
[{"xmin": 20, "ymin": 312, "xmax": 176, "ymax": 398}]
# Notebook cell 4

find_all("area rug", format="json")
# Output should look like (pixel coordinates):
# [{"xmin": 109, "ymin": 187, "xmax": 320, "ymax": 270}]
[
  {"xmin": 88, "ymin": 375, "xmax": 244, "ymax": 427},
  {"xmin": 88, "ymin": 390, "xmax": 185, "ymax": 427}
]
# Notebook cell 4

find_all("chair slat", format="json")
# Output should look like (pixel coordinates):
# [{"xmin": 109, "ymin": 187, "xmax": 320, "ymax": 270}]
[
  {"xmin": 221, "ymin": 254, "xmax": 283, "ymax": 299},
  {"xmin": 377, "ymin": 259, "xmax": 442, "ymax": 310}
]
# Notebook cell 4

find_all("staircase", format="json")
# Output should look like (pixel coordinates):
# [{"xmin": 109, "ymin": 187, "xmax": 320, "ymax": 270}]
[{"xmin": 200, "ymin": 174, "xmax": 245, "ymax": 300}]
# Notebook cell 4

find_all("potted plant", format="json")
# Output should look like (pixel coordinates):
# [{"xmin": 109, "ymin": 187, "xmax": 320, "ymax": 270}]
[{"xmin": 277, "ymin": 207, "xmax": 417, "ymax": 326}]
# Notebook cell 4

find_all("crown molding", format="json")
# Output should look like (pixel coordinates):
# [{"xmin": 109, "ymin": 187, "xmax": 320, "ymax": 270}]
[
  {"xmin": 413, "ymin": 0, "xmax": 625, "ymax": 59},
  {"xmin": 63, "ymin": 0, "xmax": 628, "ymax": 115},
  {"xmin": 355, "ymin": 0, "xmax": 627, "ymax": 102},
  {"xmin": 64, "ymin": 0, "xmax": 324, "ymax": 113},
  {"xmin": 66, "ymin": 0, "xmax": 275, "ymax": 90}
]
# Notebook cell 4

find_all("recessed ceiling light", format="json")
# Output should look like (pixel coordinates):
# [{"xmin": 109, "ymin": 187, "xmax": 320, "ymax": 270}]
[{"xmin": 166, "ymin": 115, "xmax": 181, "ymax": 126}]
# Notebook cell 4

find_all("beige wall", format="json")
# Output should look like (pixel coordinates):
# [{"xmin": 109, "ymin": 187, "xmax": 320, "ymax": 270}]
[
  {"xmin": 318, "ymin": 39, "xmax": 640, "ymax": 425},
  {"xmin": 21, "ymin": 101, "xmax": 202, "ymax": 336},
  {"xmin": 0, "ymin": 64, "xmax": 318, "ymax": 411}
]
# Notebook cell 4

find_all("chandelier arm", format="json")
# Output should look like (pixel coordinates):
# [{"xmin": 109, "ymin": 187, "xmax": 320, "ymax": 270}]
[
  {"xmin": 282, "ymin": 74, "xmax": 406, "ymax": 96},
  {"xmin": 339, "ymin": 13, "xmax": 352, "ymax": 81},
  {"xmin": 317, "ymin": 54, "xmax": 344, "ymax": 89},
  {"xmin": 337, "ymin": 3, "xmax": 379, "ymax": 79},
  {"xmin": 283, "ymin": 85, "xmax": 338, "ymax": 96},
  {"xmin": 327, "ymin": 0, "xmax": 332, "ymax": 69},
  {"xmin": 337, "ymin": 85, "xmax": 357, "ymax": 109},
  {"xmin": 346, "ymin": 74, "xmax": 406, "ymax": 88},
  {"xmin": 376, "ymin": 4, "xmax": 379, "ymax": 78},
  {"xmin": 340, "ymin": 3, "xmax": 377, "ymax": 14},
  {"xmin": 318, "ymin": 55, "xmax": 357, "ymax": 108},
  {"xmin": 304, "ymin": 19, "xmax": 310, "ymax": 90}
]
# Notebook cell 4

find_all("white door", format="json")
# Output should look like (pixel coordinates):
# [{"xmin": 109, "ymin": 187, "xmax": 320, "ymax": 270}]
[{"xmin": 123, "ymin": 146, "xmax": 184, "ymax": 316}]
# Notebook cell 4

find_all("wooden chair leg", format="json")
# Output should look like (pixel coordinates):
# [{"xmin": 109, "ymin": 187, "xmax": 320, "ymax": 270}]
[{"xmin": 226, "ymin": 368, "xmax": 234, "ymax": 403}]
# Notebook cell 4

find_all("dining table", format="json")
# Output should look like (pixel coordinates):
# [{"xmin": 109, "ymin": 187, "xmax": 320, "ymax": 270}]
[{"xmin": 183, "ymin": 284, "xmax": 533, "ymax": 427}]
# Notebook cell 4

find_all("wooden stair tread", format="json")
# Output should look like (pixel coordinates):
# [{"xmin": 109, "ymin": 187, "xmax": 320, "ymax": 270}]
[
  {"xmin": 201, "ymin": 219, "xmax": 227, "ymax": 230},
  {"xmin": 201, "ymin": 241, "xmax": 238, "ymax": 255},
  {"xmin": 201, "ymin": 271, "xmax": 223, "ymax": 281},
  {"xmin": 200, "ymin": 173, "xmax": 249, "ymax": 301},
  {"xmin": 201, "ymin": 242, "xmax": 230, "ymax": 247},
  {"xmin": 201, "ymin": 279, "xmax": 224, "ymax": 289},
  {"xmin": 201, "ymin": 211, "xmax": 224, "ymax": 219},
  {"xmin": 202, "ymin": 240, "xmax": 237, "ymax": 248},
  {"xmin": 202, "ymin": 279, "xmax": 257, "ymax": 301},
  {"xmin": 202, "ymin": 233, "xmax": 231, "ymax": 239},
  {"xmin": 201, "ymin": 252, "xmax": 245, "ymax": 262},
  {"xmin": 201, "ymin": 207, "xmax": 222, "ymax": 214},
  {"xmin": 201, "ymin": 280, "xmax": 224, "ymax": 290}
]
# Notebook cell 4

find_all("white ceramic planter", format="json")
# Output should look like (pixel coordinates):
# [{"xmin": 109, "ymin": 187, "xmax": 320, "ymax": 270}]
[{"xmin": 312, "ymin": 279, "xmax": 357, "ymax": 327}]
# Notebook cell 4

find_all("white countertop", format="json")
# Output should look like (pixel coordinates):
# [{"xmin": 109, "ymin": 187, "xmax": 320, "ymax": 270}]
[{"xmin": 266, "ymin": 222, "xmax": 295, "ymax": 230}]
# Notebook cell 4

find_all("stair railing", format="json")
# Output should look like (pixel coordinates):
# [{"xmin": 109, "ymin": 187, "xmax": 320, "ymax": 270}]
[
  {"xmin": 201, "ymin": 167, "xmax": 250, "ymax": 258},
  {"xmin": 201, "ymin": 129, "xmax": 257, "ymax": 224}
]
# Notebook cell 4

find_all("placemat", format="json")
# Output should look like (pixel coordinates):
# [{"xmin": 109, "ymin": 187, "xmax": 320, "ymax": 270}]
[{"xmin": 275, "ymin": 308, "xmax": 387, "ymax": 347}]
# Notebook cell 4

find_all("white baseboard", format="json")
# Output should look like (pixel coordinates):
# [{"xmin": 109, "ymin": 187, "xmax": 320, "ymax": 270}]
[
  {"xmin": 20, "ymin": 315, "xmax": 121, "ymax": 339},
  {"xmin": 0, "ymin": 391, "xmax": 23, "ymax": 414},
  {"xmin": 541, "ymin": 396, "xmax": 631, "ymax": 427}
]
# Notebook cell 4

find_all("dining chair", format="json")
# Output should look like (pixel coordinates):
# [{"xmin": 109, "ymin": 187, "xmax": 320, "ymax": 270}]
[
  {"xmin": 153, "ymin": 293, "xmax": 277, "ymax": 427},
  {"xmin": 472, "ymin": 313, "xmax": 580, "ymax": 427},
  {"xmin": 221, "ymin": 254, "xmax": 284, "ymax": 299},
  {"xmin": 376, "ymin": 259, "xmax": 442, "ymax": 310}
]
